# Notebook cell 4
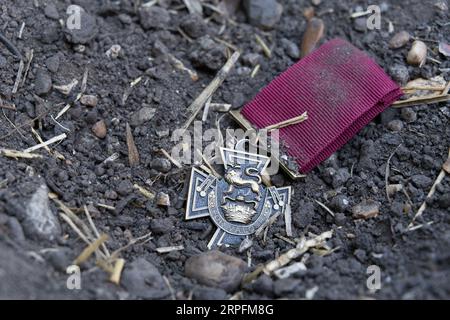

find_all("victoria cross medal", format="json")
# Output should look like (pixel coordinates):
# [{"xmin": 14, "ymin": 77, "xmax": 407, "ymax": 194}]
[{"xmin": 185, "ymin": 146, "xmax": 292, "ymax": 249}]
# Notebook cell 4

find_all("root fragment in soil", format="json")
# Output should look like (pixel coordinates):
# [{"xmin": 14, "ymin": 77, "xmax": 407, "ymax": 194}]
[
  {"xmin": 263, "ymin": 230, "xmax": 333, "ymax": 275},
  {"xmin": 408, "ymin": 148, "xmax": 450, "ymax": 230}
]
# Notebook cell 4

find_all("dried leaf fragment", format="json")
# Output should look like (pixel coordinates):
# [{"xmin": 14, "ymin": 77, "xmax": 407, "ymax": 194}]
[
  {"xmin": 301, "ymin": 18, "xmax": 324, "ymax": 57},
  {"xmin": 126, "ymin": 123, "xmax": 140, "ymax": 166}
]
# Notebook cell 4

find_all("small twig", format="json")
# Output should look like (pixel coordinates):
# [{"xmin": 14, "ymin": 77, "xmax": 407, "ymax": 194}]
[{"xmin": 264, "ymin": 111, "xmax": 308, "ymax": 131}]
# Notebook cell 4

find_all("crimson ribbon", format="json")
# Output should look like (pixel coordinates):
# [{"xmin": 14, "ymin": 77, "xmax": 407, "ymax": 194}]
[{"xmin": 241, "ymin": 38, "xmax": 403, "ymax": 173}]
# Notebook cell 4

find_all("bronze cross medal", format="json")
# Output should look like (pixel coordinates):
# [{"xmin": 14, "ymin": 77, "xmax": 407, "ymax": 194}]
[{"xmin": 185, "ymin": 146, "xmax": 292, "ymax": 249}]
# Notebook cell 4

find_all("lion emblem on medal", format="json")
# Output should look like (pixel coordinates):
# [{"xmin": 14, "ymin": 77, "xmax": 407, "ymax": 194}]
[{"xmin": 185, "ymin": 146, "xmax": 291, "ymax": 249}]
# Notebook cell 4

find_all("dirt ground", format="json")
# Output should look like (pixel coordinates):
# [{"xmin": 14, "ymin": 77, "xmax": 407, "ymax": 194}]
[{"xmin": 0, "ymin": 0, "xmax": 449, "ymax": 300}]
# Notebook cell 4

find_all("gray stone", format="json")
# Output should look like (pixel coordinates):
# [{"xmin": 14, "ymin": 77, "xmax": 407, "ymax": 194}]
[
  {"xmin": 193, "ymin": 286, "xmax": 228, "ymax": 300},
  {"xmin": 44, "ymin": 3, "xmax": 59, "ymax": 20},
  {"xmin": 6, "ymin": 216, "xmax": 26, "ymax": 243},
  {"xmin": 185, "ymin": 250, "xmax": 247, "ymax": 292},
  {"xmin": 400, "ymin": 108, "xmax": 417, "ymax": 123},
  {"xmin": 242, "ymin": 53, "xmax": 261, "ymax": 66},
  {"xmin": 80, "ymin": 95, "xmax": 98, "ymax": 107},
  {"xmin": 251, "ymin": 274, "xmax": 274, "ymax": 296},
  {"xmin": 389, "ymin": 64, "xmax": 409, "ymax": 86},
  {"xmin": 180, "ymin": 14, "xmax": 207, "ymax": 39},
  {"xmin": 332, "ymin": 168, "xmax": 351, "ymax": 188},
  {"xmin": 34, "ymin": 69, "xmax": 52, "ymax": 95},
  {"xmin": 189, "ymin": 35, "xmax": 227, "ymax": 71},
  {"xmin": 45, "ymin": 54, "xmax": 60, "ymax": 73},
  {"xmin": 0, "ymin": 54, "xmax": 7, "ymax": 68},
  {"xmin": 151, "ymin": 158, "xmax": 172, "ymax": 173},
  {"xmin": 334, "ymin": 212, "xmax": 346, "ymax": 226},
  {"xmin": 243, "ymin": 0, "xmax": 283, "ymax": 29},
  {"xmin": 150, "ymin": 218, "xmax": 173, "ymax": 235},
  {"xmin": 22, "ymin": 184, "xmax": 61, "ymax": 241},
  {"xmin": 273, "ymin": 278, "xmax": 301, "ymax": 296},
  {"xmin": 411, "ymin": 174, "xmax": 432, "ymax": 189},
  {"xmin": 130, "ymin": 107, "xmax": 156, "ymax": 126},
  {"xmin": 354, "ymin": 17, "xmax": 367, "ymax": 32},
  {"xmin": 139, "ymin": 6, "xmax": 170, "ymax": 30},
  {"xmin": 330, "ymin": 195, "xmax": 350, "ymax": 212},
  {"xmin": 438, "ymin": 194, "xmax": 450, "ymax": 208},
  {"xmin": 281, "ymin": 38, "xmax": 300, "ymax": 59},
  {"xmin": 116, "ymin": 180, "xmax": 133, "ymax": 196},
  {"xmin": 44, "ymin": 248, "xmax": 72, "ymax": 272},
  {"xmin": 387, "ymin": 119, "xmax": 404, "ymax": 132},
  {"xmin": 64, "ymin": 6, "xmax": 98, "ymax": 44},
  {"xmin": 121, "ymin": 258, "xmax": 170, "ymax": 299}
]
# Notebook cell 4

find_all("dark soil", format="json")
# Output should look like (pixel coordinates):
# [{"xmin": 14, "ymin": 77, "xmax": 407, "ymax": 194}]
[{"xmin": 0, "ymin": 0, "xmax": 449, "ymax": 300}]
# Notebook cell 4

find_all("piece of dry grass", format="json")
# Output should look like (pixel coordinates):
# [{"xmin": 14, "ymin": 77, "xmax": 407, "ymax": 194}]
[
  {"xmin": 23, "ymin": 133, "xmax": 66, "ymax": 153},
  {"xmin": 109, "ymin": 258, "xmax": 125, "ymax": 285},
  {"xmin": 134, "ymin": 184, "xmax": 155, "ymax": 200},
  {"xmin": 255, "ymin": 34, "xmax": 271, "ymax": 58},
  {"xmin": 314, "ymin": 199, "xmax": 335, "ymax": 217},
  {"xmin": 156, "ymin": 245, "xmax": 184, "ymax": 253},
  {"xmin": 0, "ymin": 148, "xmax": 43, "ymax": 159},
  {"xmin": 73, "ymin": 233, "xmax": 109, "ymax": 265},
  {"xmin": 183, "ymin": 51, "xmax": 240, "ymax": 131}
]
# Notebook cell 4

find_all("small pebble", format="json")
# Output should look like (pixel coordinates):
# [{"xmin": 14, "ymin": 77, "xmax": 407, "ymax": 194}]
[
  {"xmin": 352, "ymin": 200, "xmax": 380, "ymax": 219},
  {"xmin": 400, "ymin": 108, "xmax": 417, "ymax": 123},
  {"xmin": 388, "ymin": 64, "xmax": 409, "ymax": 85},
  {"xmin": 92, "ymin": 120, "xmax": 107, "ymax": 139},
  {"xmin": 34, "ymin": 69, "xmax": 52, "ymax": 95},
  {"xmin": 387, "ymin": 119, "xmax": 404, "ymax": 132},
  {"xmin": 80, "ymin": 95, "xmax": 98, "ymax": 107},
  {"xmin": 156, "ymin": 192, "xmax": 170, "ymax": 207},
  {"xmin": 151, "ymin": 158, "xmax": 172, "ymax": 173},
  {"xmin": 388, "ymin": 31, "xmax": 410, "ymax": 49}
]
